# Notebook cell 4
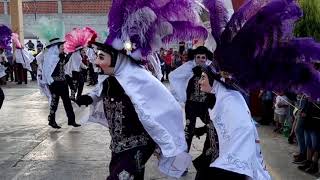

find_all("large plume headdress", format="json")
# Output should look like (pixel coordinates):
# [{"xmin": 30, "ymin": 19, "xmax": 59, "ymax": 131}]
[
  {"xmin": 34, "ymin": 17, "xmax": 65, "ymax": 48},
  {"xmin": 64, "ymin": 27, "xmax": 97, "ymax": 53},
  {"xmin": 104, "ymin": 0, "xmax": 208, "ymax": 61},
  {"xmin": 203, "ymin": 0, "xmax": 320, "ymax": 99},
  {"xmin": 0, "ymin": 25, "xmax": 12, "ymax": 50}
]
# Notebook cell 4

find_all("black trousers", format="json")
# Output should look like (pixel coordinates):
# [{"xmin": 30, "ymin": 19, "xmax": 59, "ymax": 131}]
[
  {"xmin": 185, "ymin": 101, "xmax": 210, "ymax": 152},
  {"xmin": 15, "ymin": 63, "xmax": 27, "ymax": 84},
  {"xmin": 5, "ymin": 64, "xmax": 14, "ymax": 82},
  {"xmin": 88, "ymin": 63, "xmax": 98, "ymax": 84},
  {"xmin": 0, "ymin": 87, "xmax": 4, "ymax": 109},
  {"xmin": 48, "ymin": 81, "xmax": 75, "ymax": 123},
  {"xmin": 107, "ymin": 142, "xmax": 156, "ymax": 180},
  {"xmin": 164, "ymin": 64, "xmax": 171, "ymax": 80},
  {"xmin": 195, "ymin": 167, "xmax": 247, "ymax": 180},
  {"xmin": 71, "ymin": 71, "xmax": 84, "ymax": 99},
  {"xmin": 261, "ymin": 100, "xmax": 273, "ymax": 125}
]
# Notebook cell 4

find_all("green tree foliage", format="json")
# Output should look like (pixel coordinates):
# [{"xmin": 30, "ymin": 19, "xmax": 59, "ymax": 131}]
[{"xmin": 294, "ymin": 0, "xmax": 320, "ymax": 41}]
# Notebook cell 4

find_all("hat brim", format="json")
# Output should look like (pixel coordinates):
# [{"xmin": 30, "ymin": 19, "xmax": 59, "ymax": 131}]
[
  {"xmin": 46, "ymin": 41, "xmax": 65, "ymax": 49},
  {"xmin": 201, "ymin": 65, "xmax": 236, "ymax": 91},
  {"xmin": 92, "ymin": 42, "xmax": 118, "ymax": 53},
  {"xmin": 92, "ymin": 42, "xmax": 141, "ymax": 64},
  {"xmin": 192, "ymin": 46, "xmax": 213, "ymax": 60}
]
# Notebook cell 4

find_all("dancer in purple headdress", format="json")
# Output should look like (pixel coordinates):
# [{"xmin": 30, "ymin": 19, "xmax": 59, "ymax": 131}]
[
  {"xmin": 194, "ymin": 0, "xmax": 320, "ymax": 179},
  {"xmin": 0, "ymin": 25, "xmax": 12, "ymax": 109},
  {"xmin": 75, "ymin": 0, "xmax": 208, "ymax": 179}
]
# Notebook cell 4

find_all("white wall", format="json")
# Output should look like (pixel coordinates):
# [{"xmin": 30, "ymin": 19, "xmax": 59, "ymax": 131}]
[{"xmin": 0, "ymin": 14, "xmax": 108, "ymax": 40}]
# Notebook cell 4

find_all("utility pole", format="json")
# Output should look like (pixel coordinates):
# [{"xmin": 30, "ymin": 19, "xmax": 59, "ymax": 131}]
[{"xmin": 10, "ymin": 0, "xmax": 24, "ymax": 44}]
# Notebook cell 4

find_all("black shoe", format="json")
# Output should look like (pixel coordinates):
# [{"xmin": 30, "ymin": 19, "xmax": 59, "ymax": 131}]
[
  {"xmin": 288, "ymin": 134, "xmax": 295, "ymax": 144},
  {"xmin": 48, "ymin": 121, "xmax": 61, "ymax": 129},
  {"xmin": 68, "ymin": 122, "xmax": 81, "ymax": 127},
  {"xmin": 293, "ymin": 154, "xmax": 306, "ymax": 164},
  {"xmin": 17, "ymin": 82, "xmax": 22, "ymax": 85},
  {"xmin": 298, "ymin": 160, "xmax": 312, "ymax": 171},
  {"xmin": 306, "ymin": 162, "xmax": 319, "ymax": 174}
]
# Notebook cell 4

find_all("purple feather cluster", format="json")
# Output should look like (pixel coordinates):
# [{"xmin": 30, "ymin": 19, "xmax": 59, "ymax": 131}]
[
  {"xmin": 205, "ymin": 0, "xmax": 320, "ymax": 99},
  {"xmin": 106, "ymin": 0, "xmax": 207, "ymax": 58},
  {"xmin": 0, "ymin": 25, "xmax": 12, "ymax": 50},
  {"xmin": 203, "ymin": 0, "xmax": 229, "ymax": 44}
]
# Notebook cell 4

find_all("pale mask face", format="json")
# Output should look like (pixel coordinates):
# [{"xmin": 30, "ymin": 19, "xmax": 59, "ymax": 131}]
[
  {"xmin": 95, "ymin": 50, "xmax": 114, "ymax": 75},
  {"xmin": 199, "ymin": 72, "xmax": 213, "ymax": 93},
  {"xmin": 195, "ymin": 54, "xmax": 207, "ymax": 66}
]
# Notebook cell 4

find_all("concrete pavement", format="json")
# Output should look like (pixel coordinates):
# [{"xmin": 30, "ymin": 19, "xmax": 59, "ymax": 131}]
[{"xmin": 0, "ymin": 81, "xmax": 317, "ymax": 180}]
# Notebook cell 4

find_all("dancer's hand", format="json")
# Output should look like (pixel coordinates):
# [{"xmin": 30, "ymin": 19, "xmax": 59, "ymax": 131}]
[{"xmin": 75, "ymin": 95, "xmax": 93, "ymax": 107}]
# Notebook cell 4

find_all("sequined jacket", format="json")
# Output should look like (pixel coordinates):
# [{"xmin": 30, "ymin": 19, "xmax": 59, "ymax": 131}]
[{"xmin": 102, "ymin": 76, "xmax": 153, "ymax": 153}]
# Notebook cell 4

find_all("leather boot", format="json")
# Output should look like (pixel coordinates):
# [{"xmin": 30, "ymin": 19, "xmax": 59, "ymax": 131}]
[{"xmin": 48, "ymin": 115, "xmax": 61, "ymax": 129}]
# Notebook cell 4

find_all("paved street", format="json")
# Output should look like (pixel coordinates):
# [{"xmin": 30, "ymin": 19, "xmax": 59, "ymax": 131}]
[{"xmin": 0, "ymin": 81, "xmax": 317, "ymax": 180}]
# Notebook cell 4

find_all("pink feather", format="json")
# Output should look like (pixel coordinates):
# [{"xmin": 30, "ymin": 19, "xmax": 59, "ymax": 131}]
[
  {"xmin": 12, "ymin": 33, "xmax": 22, "ymax": 49},
  {"xmin": 64, "ymin": 27, "xmax": 97, "ymax": 53},
  {"xmin": 84, "ymin": 27, "xmax": 98, "ymax": 44}
]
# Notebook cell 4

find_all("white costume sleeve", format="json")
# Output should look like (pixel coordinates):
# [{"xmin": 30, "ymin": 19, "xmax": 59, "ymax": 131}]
[
  {"xmin": 82, "ymin": 75, "xmax": 108, "ymax": 127},
  {"xmin": 168, "ymin": 60, "xmax": 195, "ymax": 103}
]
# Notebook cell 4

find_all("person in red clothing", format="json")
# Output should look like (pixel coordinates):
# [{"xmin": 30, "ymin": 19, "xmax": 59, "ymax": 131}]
[{"xmin": 163, "ymin": 49, "xmax": 173, "ymax": 81}]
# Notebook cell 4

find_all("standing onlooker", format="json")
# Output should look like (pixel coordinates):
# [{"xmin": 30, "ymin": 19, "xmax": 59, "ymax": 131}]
[
  {"xmin": 159, "ymin": 48, "xmax": 166, "ymax": 82},
  {"xmin": 172, "ymin": 51, "xmax": 182, "ymax": 70},
  {"xmin": 298, "ymin": 98, "xmax": 320, "ymax": 174},
  {"xmin": 163, "ymin": 49, "xmax": 173, "ymax": 81},
  {"xmin": 36, "ymin": 40, "xmax": 44, "ymax": 53},
  {"xmin": 25, "ymin": 40, "xmax": 35, "ymax": 51},
  {"xmin": 292, "ymin": 94, "xmax": 308, "ymax": 163},
  {"xmin": 274, "ymin": 92, "xmax": 289, "ymax": 133},
  {"xmin": 5, "ymin": 50, "xmax": 14, "ymax": 82},
  {"xmin": 259, "ymin": 90, "xmax": 274, "ymax": 125}
]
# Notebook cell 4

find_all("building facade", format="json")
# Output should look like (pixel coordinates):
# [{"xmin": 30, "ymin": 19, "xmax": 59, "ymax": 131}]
[{"xmin": 0, "ymin": 0, "xmax": 111, "ymax": 39}]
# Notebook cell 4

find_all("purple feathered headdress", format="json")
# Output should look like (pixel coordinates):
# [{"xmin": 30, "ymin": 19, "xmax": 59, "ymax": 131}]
[
  {"xmin": 105, "ymin": 0, "xmax": 208, "ymax": 61},
  {"xmin": 203, "ymin": 0, "xmax": 320, "ymax": 99},
  {"xmin": 0, "ymin": 25, "xmax": 12, "ymax": 51}
]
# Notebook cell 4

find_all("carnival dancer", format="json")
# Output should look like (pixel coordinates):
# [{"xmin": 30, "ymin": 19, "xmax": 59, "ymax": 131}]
[
  {"xmin": 75, "ymin": 0, "xmax": 208, "ymax": 179},
  {"xmin": 35, "ymin": 18, "xmax": 82, "ymax": 129},
  {"xmin": 194, "ymin": 0, "xmax": 320, "ymax": 179},
  {"xmin": 64, "ymin": 27, "xmax": 95, "ymax": 100},
  {"xmin": 0, "ymin": 25, "xmax": 12, "ymax": 108},
  {"xmin": 13, "ymin": 33, "xmax": 34, "ymax": 85},
  {"xmin": 169, "ymin": 46, "xmax": 215, "ymax": 151}
]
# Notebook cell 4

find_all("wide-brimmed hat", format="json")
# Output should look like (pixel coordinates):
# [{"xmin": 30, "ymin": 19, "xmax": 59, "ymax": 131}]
[
  {"xmin": 193, "ymin": 46, "xmax": 213, "ymax": 60},
  {"xmin": 45, "ymin": 38, "xmax": 65, "ymax": 49}
]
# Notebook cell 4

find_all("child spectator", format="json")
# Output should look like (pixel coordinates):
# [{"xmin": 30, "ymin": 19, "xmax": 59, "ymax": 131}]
[{"xmin": 274, "ymin": 92, "xmax": 289, "ymax": 133}]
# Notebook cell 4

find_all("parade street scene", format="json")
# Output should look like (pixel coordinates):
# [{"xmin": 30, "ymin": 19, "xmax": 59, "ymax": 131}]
[{"xmin": 0, "ymin": 0, "xmax": 320, "ymax": 180}]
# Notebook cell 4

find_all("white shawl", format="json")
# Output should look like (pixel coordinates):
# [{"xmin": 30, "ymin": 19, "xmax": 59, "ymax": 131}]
[
  {"xmin": 168, "ymin": 60, "xmax": 211, "ymax": 103},
  {"xmin": 64, "ymin": 50, "xmax": 82, "ymax": 76},
  {"xmin": 168, "ymin": 60, "xmax": 196, "ymax": 103},
  {"xmin": 86, "ymin": 54, "xmax": 191, "ymax": 178},
  {"xmin": 87, "ymin": 47, "xmax": 96, "ymax": 63},
  {"xmin": 36, "ymin": 51, "xmax": 52, "ymax": 102},
  {"xmin": 147, "ymin": 53, "xmax": 163, "ymax": 81},
  {"xmin": 14, "ymin": 49, "xmax": 34, "ymax": 71},
  {"xmin": 209, "ymin": 81, "xmax": 271, "ymax": 180},
  {"xmin": 42, "ymin": 45, "xmax": 60, "ymax": 85},
  {"xmin": 0, "ymin": 64, "xmax": 6, "ymax": 78}
]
